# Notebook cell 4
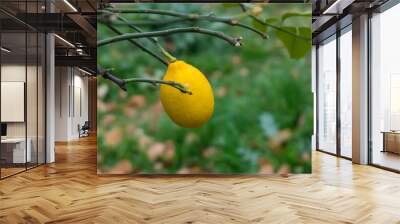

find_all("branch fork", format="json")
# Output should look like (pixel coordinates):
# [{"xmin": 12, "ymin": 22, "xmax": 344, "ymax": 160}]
[{"xmin": 97, "ymin": 65, "xmax": 192, "ymax": 95}]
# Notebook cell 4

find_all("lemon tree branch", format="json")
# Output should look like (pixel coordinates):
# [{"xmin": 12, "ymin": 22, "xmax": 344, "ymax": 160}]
[
  {"xmin": 239, "ymin": 3, "xmax": 310, "ymax": 41},
  {"xmin": 101, "ymin": 9, "xmax": 267, "ymax": 39},
  {"xmin": 100, "ymin": 10, "xmax": 177, "ymax": 62},
  {"xmin": 97, "ymin": 65, "xmax": 127, "ymax": 90},
  {"xmin": 103, "ymin": 24, "xmax": 169, "ymax": 66},
  {"xmin": 114, "ymin": 15, "xmax": 177, "ymax": 62},
  {"xmin": 100, "ymin": 10, "xmax": 158, "ymax": 44},
  {"xmin": 124, "ymin": 78, "xmax": 192, "ymax": 95},
  {"xmin": 97, "ymin": 65, "xmax": 191, "ymax": 94},
  {"xmin": 99, "ymin": 17, "xmax": 188, "ymax": 27},
  {"xmin": 97, "ymin": 27, "xmax": 243, "ymax": 47}
]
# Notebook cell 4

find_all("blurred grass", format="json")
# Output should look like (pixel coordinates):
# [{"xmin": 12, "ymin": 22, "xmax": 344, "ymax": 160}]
[{"xmin": 97, "ymin": 3, "xmax": 312, "ymax": 174}]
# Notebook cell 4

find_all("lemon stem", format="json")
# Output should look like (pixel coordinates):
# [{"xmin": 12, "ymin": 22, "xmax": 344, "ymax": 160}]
[{"xmin": 157, "ymin": 42, "xmax": 177, "ymax": 63}]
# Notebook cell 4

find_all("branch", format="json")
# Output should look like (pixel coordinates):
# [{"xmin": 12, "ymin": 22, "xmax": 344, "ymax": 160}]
[
  {"xmin": 239, "ymin": 4, "xmax": 310, "ymax": 41},
  {"xmin": 99, "ymin": 18, "xmax": 188, "ymax": 27},
  {"xmin": 103, "ymin": 24, "xmax": 168, "ymax": 66},
  {"xmin": 100, "ymin": 10, "xmax": 158, "ymax": 44},
  {"xmin": 101, "ymin": 9, "xmax": 267, "ymax": 39},
  {"xmin": 97, "ymin": 65, "xmax": 127, "ymax": 91},
  {"xmin": 100, "ymin": 9, "xmax": 177, "ymax": 62},
  {"xmin": 114, "ymin": 14, "xmax": 177, "ymax": 62},
  {"xmin": 124, "ymin": 78, "xmax": 192, "ymax": 95},
  {"xmin": 97, "ymin": 65, "xmax": 192, "ymax": 94},
  {"xmin": 101, "ymin": 8, "xmax": 189, "ymax": 17},
  {"xmin": 97, "ymin": 27, "xmax": 242, "ymax": 47}
]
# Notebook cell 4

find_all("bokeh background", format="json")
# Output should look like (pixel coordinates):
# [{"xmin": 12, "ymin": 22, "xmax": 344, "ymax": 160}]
[{"xmin": 97, "ymin": 3, "xmax": 312, "ymax": 174}]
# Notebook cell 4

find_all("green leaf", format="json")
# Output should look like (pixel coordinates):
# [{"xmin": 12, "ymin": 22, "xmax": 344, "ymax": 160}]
[
  {"xmin": 276, "ymin": 26, "xmax": 311, "ymax": 59},
  {"xmin": 251, "ymin": 18, "xmax": 267, "ymax": 33},
  {"xmin": 265, "ymin": 18, "xmax": 279, "ymax": 25},
  {"xmin": 281, "ymin": 12, "xmax": 312, "ymax": 22},
  {"xmin": 222, "ymin": 3, "xmax": 237, "ymax": 9}
]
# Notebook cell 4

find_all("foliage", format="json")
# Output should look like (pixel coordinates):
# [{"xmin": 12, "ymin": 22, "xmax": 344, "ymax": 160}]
[{"xmin": 97, "ymin": 3, "xmax": 312, "ymax": 174}]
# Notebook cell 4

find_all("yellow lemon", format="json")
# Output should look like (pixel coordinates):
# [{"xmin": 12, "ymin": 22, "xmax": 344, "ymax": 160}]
[{"xmin": 160, "ymin": 60, "xmax": 214, "ymax": 128}]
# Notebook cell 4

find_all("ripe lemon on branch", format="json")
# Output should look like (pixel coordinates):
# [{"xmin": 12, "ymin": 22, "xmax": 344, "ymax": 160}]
[{"xmin": 160, "ymin": 60, "xmax": 214, "ymax": 128}]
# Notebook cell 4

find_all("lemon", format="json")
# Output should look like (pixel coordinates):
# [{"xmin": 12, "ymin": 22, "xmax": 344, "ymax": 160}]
[{"xmin": 160, "ymin": 60, "xmax": 214, "ymax": 128}]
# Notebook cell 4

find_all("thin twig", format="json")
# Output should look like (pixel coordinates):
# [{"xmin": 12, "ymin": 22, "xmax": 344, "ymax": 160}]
[
  {"xmin": 101, "ymin": 9, "xmax": 267, "ymax": 39},
  {"xmin": 114, "ymin": 14, "xmax": 177, "ymax": 61},
  {"xmin": 239, "ymin": 3, "xmax": 310, "ymax": 41},
  {"xmin": 103, "ymin": 24, "xmax": 168, "ymax": 66},
  {"xmin": 97, "ymin": 65, "xmax": 192, "ymax": 94},
  {"xmin": 98, "ymin": 18, "xmax": 189, "ymax": 27},
  {"xmin": 124, "ymin": 78, "xmax": 192, "ymax": 95},
  {"xmin": 100, "ymin": 9, "xmax": 177, "ymax": 62},
  {"xmin": 100, "ymin": 10, "xmax": 158, "ymax": 44},
  {"xmin": 97, "ymin": 27, "xmax": 242, "ymax": 47}
]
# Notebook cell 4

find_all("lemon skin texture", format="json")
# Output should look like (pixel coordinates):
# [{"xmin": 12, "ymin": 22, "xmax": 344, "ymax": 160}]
[{"xmin": 160, "ymin": 60, "xmax": 214, "ymax": 128}]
